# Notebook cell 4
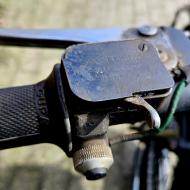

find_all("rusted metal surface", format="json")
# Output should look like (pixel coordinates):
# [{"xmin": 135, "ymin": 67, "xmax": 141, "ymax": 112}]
[
  {"xmin": 73, "ymin": 139, "xmax": 113, "ymax": 180},
  {"xmin": 63, "ymin": 40, "xmax": 174, "ymax": 102},
  {"xmin": 74, "ymin": 113, "xmax": 109, "ymax": 138},
  {"xmin": 122, "ymin": 27, "xmax": 179, "ymax": 70},
  {"xmin": 72, "ymin": 113, "xmax": 111, "ymax": 179}
]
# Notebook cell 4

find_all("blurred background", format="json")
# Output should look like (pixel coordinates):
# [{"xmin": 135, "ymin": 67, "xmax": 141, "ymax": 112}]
[{"xmin": 0, "ymin": 0, "xmax": 189, "ymax": 189}]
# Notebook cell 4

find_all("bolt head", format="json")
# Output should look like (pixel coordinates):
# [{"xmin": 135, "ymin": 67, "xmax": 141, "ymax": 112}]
[{"xmin": 138, "ymin": 25, "xmax": 158, "ymax": 36}]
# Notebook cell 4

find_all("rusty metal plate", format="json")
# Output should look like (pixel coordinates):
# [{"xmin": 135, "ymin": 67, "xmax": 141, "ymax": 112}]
[{"xmin": 62, "ymin": 39, "xmax": 174, "ymax": 102}]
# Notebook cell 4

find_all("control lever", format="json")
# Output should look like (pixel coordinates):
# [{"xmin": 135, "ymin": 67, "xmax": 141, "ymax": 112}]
[{"xmin": 124, "ymin": 96, "xmax": 161, "ymax": 129}]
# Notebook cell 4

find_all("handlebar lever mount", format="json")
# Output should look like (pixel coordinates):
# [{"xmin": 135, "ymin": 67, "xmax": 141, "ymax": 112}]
[{"xmin": 60, "ymin": 39, "xmax": 174, "ymax": 179}]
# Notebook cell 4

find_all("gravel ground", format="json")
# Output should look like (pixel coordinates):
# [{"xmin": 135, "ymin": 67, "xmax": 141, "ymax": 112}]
[{"xmin": 0, "ymin": 0, "xmax": 189, "ymax": 189}]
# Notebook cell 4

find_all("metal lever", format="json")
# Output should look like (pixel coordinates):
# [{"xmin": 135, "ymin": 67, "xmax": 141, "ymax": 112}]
[{"xmin": 124, "ymin": 96, "xmax": 161, "ymax": 129}]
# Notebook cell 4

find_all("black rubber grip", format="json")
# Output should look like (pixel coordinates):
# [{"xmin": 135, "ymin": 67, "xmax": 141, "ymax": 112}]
[
  {"xmin": 0, "ymin": 65, "xmax": 70, "ymax": 154},
  {"xmin": 0, "ymin": 85, "xmax": 40, "ymax": 139},
  {"xmin": 0, "ymin": 81, "xmax": 50, "ymax": 149}
]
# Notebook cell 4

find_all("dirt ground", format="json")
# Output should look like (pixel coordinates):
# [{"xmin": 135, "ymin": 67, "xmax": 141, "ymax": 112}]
[{"xmin": 0, "ymin": 0, "xmax": 189, "ymax": 190}]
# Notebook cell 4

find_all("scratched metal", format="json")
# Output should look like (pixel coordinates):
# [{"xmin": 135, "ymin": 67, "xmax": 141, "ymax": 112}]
[
  {"xmin": 122, "ymin": 27, "xmax": 178, "ymax": 70},
  {"xmin": 62, "ymin": 39, "xmax": 174, "ymax": 102}
]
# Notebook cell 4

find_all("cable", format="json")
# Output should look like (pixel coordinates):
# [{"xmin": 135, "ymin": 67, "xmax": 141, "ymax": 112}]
[{"xmin": 158, "ymin": 79, "xmax": 187, "ymax": 132}]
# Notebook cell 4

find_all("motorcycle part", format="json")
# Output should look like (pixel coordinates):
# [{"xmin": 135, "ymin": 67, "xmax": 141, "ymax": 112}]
[
  {"xmin": 138, "ymin": 25, "xmax": 158, "ymax": 36},
  {"xmin": 62, "ymin": 39, "xmax": 174, "ymax": 103},
  {"xmin": 0, "ymin": 28, "xmax": 124, "ymax": 48},
  {"xmin": 124, "ymin": 96, "xmax": 161, "ymax": 129},
  {"xmin": 73, "ymin": 139, "xmax": 113, "ymax": 180}
]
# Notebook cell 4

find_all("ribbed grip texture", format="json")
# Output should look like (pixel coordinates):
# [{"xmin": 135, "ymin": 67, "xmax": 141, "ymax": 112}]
[
  {"xmin": 0, "ymin": 85, "xmax": 40, "ymax": 139},
  {"xmin": 73, "ymin": 144, "xmax": 113, "ymax": 167}
]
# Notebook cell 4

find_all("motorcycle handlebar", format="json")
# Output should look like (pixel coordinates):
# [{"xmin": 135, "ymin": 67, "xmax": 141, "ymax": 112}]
[
  {"xmin": 0, "ymin": 65, "xmax": 72, "ymax": 155},
  {"xmin": 0, "ymin": 63, "xmax": 188, "ymax": 149},
  {"xmin": 0, "ymin": 83, "xmax": 43, "ymax": 148},
  {"xmin": 0, "ymin": 26, "xmax": 189, "ymax": 180}
]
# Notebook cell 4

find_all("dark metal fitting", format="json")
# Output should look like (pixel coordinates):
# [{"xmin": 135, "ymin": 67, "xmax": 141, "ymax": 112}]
[{"xmin": 72, "ymin": 113, "xmax": 112, "ymax": 179}]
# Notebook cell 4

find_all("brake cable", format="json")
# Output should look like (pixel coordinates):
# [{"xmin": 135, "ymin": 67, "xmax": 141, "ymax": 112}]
[
  {"xmin": 110, "ymin": 79, "xmax": 187, "ymax": 145},
  {"xmin": 158, "ymin": 79, "xmax": 187, "ymax": 132}
]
